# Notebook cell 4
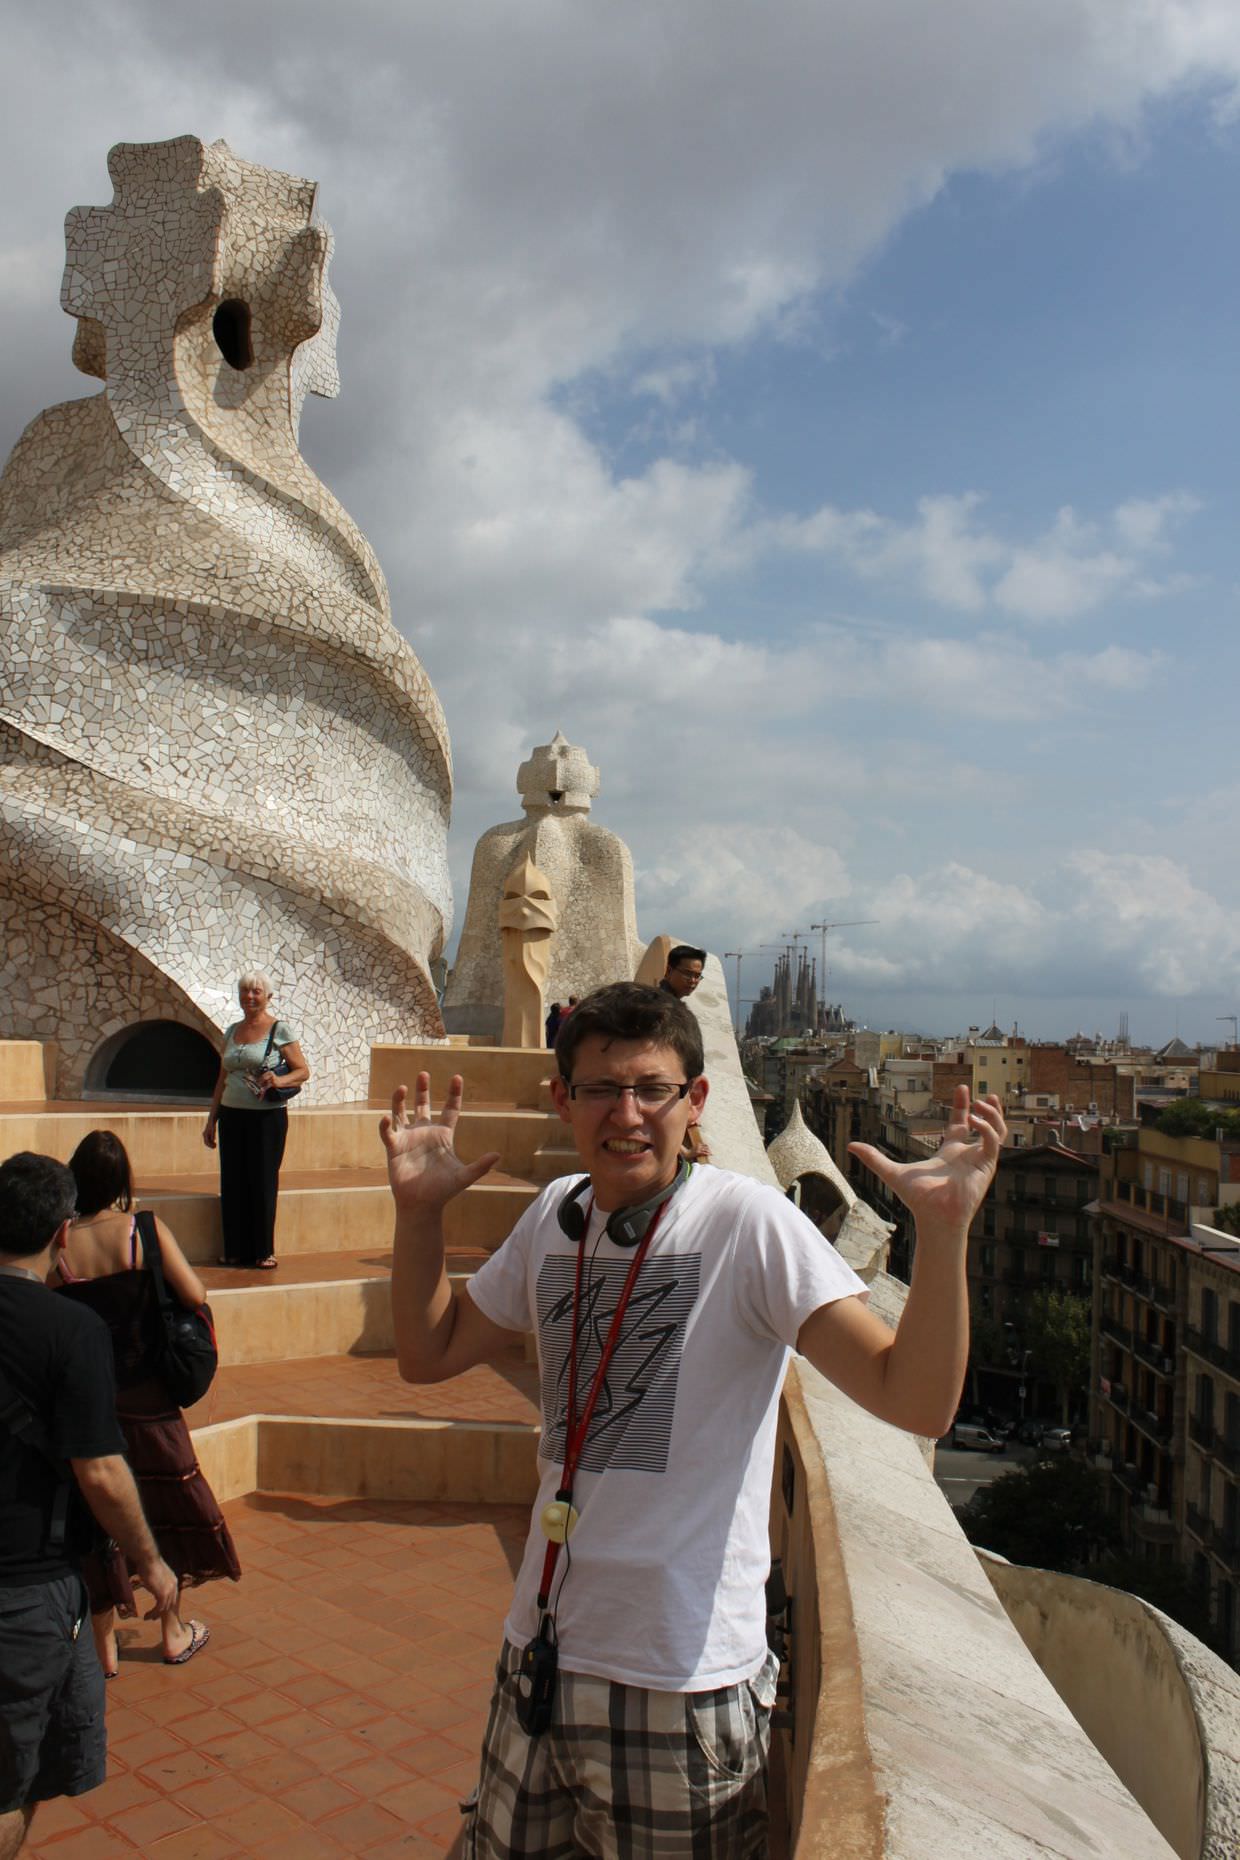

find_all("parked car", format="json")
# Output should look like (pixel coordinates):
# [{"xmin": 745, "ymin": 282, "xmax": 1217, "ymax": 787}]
[
  {"xmin": 1039, "ymin": 1426, "xmax": 1072, "ymax": 1453},
  {"xmin": 952, "ymin": 1422, "xmax": 1006, "ymax": 1453},
  {"xmin": 1014, "ymin": 1416, "xmax": 1056, "ymax": 1447}
]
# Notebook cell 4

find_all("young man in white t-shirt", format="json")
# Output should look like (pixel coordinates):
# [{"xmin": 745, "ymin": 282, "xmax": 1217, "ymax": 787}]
[{"xmin": 385, "ymin": 983, "xmax": 1005, "ymax": 1859}]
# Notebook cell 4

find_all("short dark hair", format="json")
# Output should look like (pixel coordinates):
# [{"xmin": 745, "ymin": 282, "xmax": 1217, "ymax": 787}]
[
  {"xmin": 667, "ymin": 946, "xmax": 706, "ymax": 969},
  {"xmin": 68, "ymin": 1131, "xmax": 134, "ymax": 1218},
  {"xmin": 0, "ymin": 1152, "xmax": 77, "ymax": 1258},
  {"xmin": 555, "ymin": 982, "xmax": 704, "ymax": 1081}
]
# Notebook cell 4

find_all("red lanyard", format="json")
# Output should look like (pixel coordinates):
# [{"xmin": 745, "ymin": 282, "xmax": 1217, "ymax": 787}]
[{"xmin": 536, "ymin": 1197, "xmax": 671, "ymax": 1611}]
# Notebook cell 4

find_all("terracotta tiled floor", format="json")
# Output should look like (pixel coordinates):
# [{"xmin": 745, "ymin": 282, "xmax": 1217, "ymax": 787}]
[
  {"xmin": 25, "ymin": 1495, "xmax": 529, "ymax": 1859},
  {"xmin": 184, "ymin": 1352, "xmax": 541, "ymax": 1429}
]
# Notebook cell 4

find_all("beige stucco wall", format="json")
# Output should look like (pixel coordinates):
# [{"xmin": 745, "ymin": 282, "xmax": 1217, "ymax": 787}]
[{"xmin": 979, "ymin": 1554, "xmax": 1240, "ymax": 1860}]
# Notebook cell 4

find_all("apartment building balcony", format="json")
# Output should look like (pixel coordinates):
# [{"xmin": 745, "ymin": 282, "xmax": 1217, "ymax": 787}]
[
  {"xmin": 1129, "ymin": 1406, "xmax": 1174, "ymax": 1450},
  {"xmin": 1100, "ymin": 1313, "xmax": 1132, "ymax": 1348},
  {"xmin": 1150, "ymin": 1278, "xmax": 1178, "ymax": 1317},
  {"xmin": 1185, "ymin": 1326, "xmax": 1240, "ymax": 1379},
  {"xmin": 1130, "ymin": 1335, "xmax": 1175, "ymax": 1377}
]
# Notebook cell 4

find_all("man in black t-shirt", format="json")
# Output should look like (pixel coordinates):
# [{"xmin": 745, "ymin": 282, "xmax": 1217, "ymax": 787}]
[{"xmin": 0, "ymin": 1153, "xmax": 178, "ymax": 1860}]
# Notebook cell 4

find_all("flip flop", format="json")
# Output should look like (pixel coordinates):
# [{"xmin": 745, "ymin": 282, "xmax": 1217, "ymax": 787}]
[
  {"xmin": 256, "ymin": 1256, "xmax": 278, "ymax": 1270},
  {"xmin": 164, "ymin": 1620, "xmax": 209, "ymax": 1665}
]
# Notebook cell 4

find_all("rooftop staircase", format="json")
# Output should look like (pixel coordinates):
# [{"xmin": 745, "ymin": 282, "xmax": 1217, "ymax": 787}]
[{"xmin": 0, "ymin": 1037, "xmax": 566, "ymax": 1371}]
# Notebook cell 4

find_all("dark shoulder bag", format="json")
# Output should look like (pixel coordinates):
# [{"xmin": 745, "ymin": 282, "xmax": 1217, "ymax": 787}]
[
  {"xmin": 135, "ymin": 1211, "xmax": 218, "ymax": 1409},
  {"xmin": 261, "ymin": 1025, "xmax": 301, "ymax": 1103}
]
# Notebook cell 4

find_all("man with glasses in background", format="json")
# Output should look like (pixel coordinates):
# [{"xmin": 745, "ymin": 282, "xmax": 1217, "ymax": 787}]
[
  {"xmin": 659, "ymin": 944, "xmax": 706, "ymax": 1000},
  {"xmin": 384, "ymin": 982, "xmax": 1004, "ymax": 1858}
]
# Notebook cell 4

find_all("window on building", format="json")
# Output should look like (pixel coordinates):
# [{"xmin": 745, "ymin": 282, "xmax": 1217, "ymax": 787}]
[
  {"xmin": 1041, "ymin": 1248, "xmax": 1057, "ymax": 1281},
  {"xmin": 1225, "ymin": 1391, "xmax": 1240, "ymax": 1453},
  {"xmin": 1230, "ymin": 1301, "xmax": 1240, "ymax": 1359},
  {"xmin": 1201, "ymin": 1461, "xmax": 1213, "ymax": 1515},
  {"xmin": 981, "ymin": 1244, "xmax": 996, "ymax": 1276},
  {"xmin": 1158, "ymin": 1168, "xmax": 1172, "ymax": 1197},
  {"xmin": 1202, "ymin": 1288, "xmax": 1219, "ymax": 1346},
  {"xmin": 1073, "ymin": 1254, "xmax": 1090, "ymax": 1289},
  {"xmin": 1144, "ymin": 1162, "xmax": 1154, "ymax": 1191},
  {"xmin": 1192, "ymin": 1552, "xmax": 1210, "ymax": 1602},
  {"xmin": 983, "ymin": 1205, "xmax": 996, "ymax": 1238},
  {"xmin": 1197, "ymin": 1373, "xmax": 1216, "ymax": 1427}
]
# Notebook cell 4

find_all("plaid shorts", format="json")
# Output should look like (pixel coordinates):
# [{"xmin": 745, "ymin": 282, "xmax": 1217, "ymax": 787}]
[{"xmin": 465, "ymin": 1639, "xmax": 779, "ymax": 1859}]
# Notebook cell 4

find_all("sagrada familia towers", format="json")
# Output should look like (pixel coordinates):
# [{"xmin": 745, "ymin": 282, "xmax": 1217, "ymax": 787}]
[{"xmin": 0, "ymin": 139, "xmax": 452, "ymax": 1100}]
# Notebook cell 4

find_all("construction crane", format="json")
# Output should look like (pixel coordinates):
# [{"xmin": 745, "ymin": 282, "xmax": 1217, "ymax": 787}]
[
  {"xmin": 723, "ymin": 951, "xmax": 744, "ymax": 1035},
  {"xmin": 810, "ymin": 918, "xmax": 878, "ymax": 1011},
  {"xmin": 1220, "ymin": 1015, "xmax": 1239, "ymax": 1048}
]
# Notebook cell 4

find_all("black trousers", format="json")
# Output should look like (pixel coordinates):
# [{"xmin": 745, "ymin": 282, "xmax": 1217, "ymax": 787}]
[{"xmin": 217, "ymin": 1106, "xmax": 288, "ymax": 1266}]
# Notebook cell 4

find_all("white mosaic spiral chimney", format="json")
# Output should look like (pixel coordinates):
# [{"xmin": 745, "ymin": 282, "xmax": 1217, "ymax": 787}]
[{"xmin": 0, "ymin": 137, "xmax": 452, "ymax": 1100}]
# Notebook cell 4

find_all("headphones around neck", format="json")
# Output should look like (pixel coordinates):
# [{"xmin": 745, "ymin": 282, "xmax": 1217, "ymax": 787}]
[{"xmin": 556, "ymin": 1159, "xmax": 691, "ymax": 1249}]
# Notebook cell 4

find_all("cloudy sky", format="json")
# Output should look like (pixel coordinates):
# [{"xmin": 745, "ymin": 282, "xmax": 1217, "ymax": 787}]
[{"xmin": 2, "ymin": 0, "xmax": 1238, "ymax": 1044}]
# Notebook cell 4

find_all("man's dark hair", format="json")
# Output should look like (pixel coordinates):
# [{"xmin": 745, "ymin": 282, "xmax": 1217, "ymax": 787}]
[
  {"xmin": 555, "ymin": 983, "xmax": 704, "ymax": 1081},
  {"xmin": 667, "ymin": 946, "xmax": 706, "ymax": 969},
  {"xmin": 0, "ymin": 1152, "xmax": 77, "ymax": 1259},
  {"xmin": 69, "ymin": 1130, "xmax": 134, "ymax": 1218}
]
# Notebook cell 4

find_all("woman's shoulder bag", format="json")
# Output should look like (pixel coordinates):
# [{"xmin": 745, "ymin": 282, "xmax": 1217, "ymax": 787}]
[
  {"xmin": 261, "ymin": 1025, "xmax": 302, "ymax": 1102},
  {"xmin": 135, "ymin": 1210, "xmax": 218, "ymax": 1409}
]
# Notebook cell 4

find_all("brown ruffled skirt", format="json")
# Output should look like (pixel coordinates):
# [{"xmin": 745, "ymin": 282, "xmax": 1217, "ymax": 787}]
[{"xmin": 84, "ymin": 1377, "xmax": 241, "ymax": 1612}]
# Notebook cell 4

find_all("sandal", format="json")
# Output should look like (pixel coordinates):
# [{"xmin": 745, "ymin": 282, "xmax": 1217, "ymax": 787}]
[
  {"xmin": 256, "ymin": 1256, "xmax": 278, "ymax": 1270},
  {"xmin": 164, "ymin": 1620, "xmax": 209, "ymax": 1665}
]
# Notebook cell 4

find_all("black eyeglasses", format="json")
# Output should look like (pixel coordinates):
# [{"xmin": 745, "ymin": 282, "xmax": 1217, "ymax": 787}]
[{"xmin": 568, "ymin": 1081, "xmax": 692, "ymax": 1106}]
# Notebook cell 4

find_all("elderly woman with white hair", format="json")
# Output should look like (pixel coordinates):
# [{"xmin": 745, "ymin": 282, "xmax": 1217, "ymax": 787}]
[{"xmin": 202, "ymin": 972, "xmax": 310, "ymax": 1270}]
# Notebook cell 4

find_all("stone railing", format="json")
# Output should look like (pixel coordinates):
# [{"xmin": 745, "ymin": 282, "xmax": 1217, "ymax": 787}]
[
  {"xmin": 978, "ymin": 1554, "xmax": 1240, "ymax": 1860},
  {"xmin": 772, "ymin": 1355, "xmax": 1178, "ymax": 1857}
]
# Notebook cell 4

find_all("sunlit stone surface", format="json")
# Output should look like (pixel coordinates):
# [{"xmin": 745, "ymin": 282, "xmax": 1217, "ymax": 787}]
[
  {"xmin": 0, "ymin": 137, "xmax": 452, "ymax": 1099},
  {"xmin": 445, "ymin": 732, "xmax": 641, "ymax": 1038}
]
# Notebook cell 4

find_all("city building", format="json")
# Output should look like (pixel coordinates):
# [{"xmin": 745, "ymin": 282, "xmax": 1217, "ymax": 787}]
[{"xmin": 1091, "ymin": 1113, "xmax": 1240, "ymax": 1661}]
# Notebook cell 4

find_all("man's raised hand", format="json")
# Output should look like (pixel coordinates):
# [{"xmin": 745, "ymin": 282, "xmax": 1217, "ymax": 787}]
[
  {"xmin": 848, "ymin": 1085, "xmax": 1006, "ymax": 1240},
  {"xmin": 380, "ymin": 1074, "xmax": 500, "ymax": 1213}
]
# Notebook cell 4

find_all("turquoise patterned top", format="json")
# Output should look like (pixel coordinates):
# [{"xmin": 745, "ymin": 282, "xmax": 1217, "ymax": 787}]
[{"xmin": 220, "ymin": 1020, "xmax": 297, "ymax": 1111}]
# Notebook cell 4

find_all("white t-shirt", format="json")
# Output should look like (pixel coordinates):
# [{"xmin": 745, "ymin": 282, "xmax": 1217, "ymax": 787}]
[{"xmin": 467, "ymin": 1163, "xmax": 867, "ymax": 1692}]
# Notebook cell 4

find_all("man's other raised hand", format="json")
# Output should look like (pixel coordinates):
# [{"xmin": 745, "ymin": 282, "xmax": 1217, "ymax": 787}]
[{"xmin": 848, "ymin": 1084, "xmax": 1006, "ymax": 1241}]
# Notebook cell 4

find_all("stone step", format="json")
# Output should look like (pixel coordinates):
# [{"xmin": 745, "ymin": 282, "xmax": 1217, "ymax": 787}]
[
  {"xmin": 140, "ymin": 1167, "xmax": 547, "ymax": 1261},
  {"xmin": 368, "ymin": 1043, "xmax": 555, "ymax": 1109},
  {"xmin": 199, "ymin": 1246, "xmax": 541, "ymax": 1368},
  {"xmin": 0, "ymin": 1098, "xmax": 558, "ymax": 1178}
]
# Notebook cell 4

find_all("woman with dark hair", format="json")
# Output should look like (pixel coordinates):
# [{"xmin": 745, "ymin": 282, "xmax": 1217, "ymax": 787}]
[{"xmin": 56, "ymin": 1130, "xmax": 240, "ymax": 1674}]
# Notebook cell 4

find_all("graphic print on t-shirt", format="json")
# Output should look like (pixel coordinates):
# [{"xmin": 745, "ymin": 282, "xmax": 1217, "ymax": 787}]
[{"xmin": 536, "ymin": 1252, "xmax": 701, "ymax": 1475}]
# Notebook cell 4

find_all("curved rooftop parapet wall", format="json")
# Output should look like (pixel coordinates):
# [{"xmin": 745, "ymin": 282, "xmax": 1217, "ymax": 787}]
[
  {"xmin": 979, "ymin": 1551, "xmax": 1240, "ymax": 1860},
  {"xmin": 0, "ymin": 137, "xmax": 452, "ymax": 1100},
  {"xmin": 780, "ymin": 1364, "xmax": 1179, "ymax": 1858}
]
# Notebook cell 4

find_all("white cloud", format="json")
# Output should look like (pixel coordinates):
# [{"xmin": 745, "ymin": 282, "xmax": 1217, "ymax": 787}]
[
  {"xmin": 765, "ymin": 491, "xmax": 1201, "ymax": 621},
  {"xmin": 2, "ymin": 1, "xmax": 1239, "ymax": 1033}
]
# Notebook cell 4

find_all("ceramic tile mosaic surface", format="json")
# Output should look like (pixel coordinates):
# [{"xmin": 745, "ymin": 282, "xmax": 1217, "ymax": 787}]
[{"xmin": 0, "ymin": 137, "xmax": 452, "ymax": 1100}]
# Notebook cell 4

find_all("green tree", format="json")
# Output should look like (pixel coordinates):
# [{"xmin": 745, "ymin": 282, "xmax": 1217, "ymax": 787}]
[
  {"xmin": 1089, "ymin": 1554, "xmax": 1221, "ymax": 1653},
  {"xmin": 1155, "ymin": 1101, "xmax": 1240, "ymax": 1140},
  {"xmin": 965, "ymin": 1310, "xmax": 1009, "ymax": 1406},
  {"xmin": 958, "ymin": 1459, "xmax": 1119, "ymax": 1571},
  {"xmin": 1214, "ymin": 1201, "xmax": 1240, "ymax": 1237},
  {"xmin": 1023, "ymin": 1288, "xmax": 1092, "ymax": 1424}
]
